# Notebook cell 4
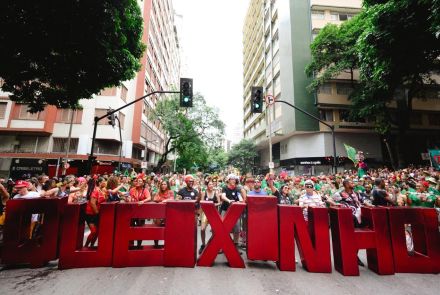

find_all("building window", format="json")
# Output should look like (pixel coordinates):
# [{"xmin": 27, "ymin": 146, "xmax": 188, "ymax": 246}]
[
  {"xmin": 95, "ymin": 108, "xmax": 111, "ymax": 125},
  {"xmin": 120, "ymin": 85, "xmax": 128, "ymax": 102},
  {"xmin": 0, "ymin": 102, "xmax": 7, "ymax": 119},
  {"xmin": 56, "ymin": 109, "xmax": 83, "ymax": 123},
  {"xmin": 52, "ymin": 138, "xmax": 78, "ymax": 153},
  {"xmin": 318, "ymin": 83, "xmax": 332, "ymax": 94},
  {"xmin": 319, "ymin": 109, "xmax": 334, "ymax": 121},
  {"xmin": 311, "ymin": 10, "xmax": 325, "ymax": 20},
  {"xmin": 118, "ymin": 112, "xmax": 125, "ymax": 129},
  {"xmin": 331, "ymin": 13, "xmax": 354, "ymax": 21},
  {"xmin": 336, "ymin": 83, "xmax": 353, "ymax": 96},
  {"xmin": 339, "ymin": 110, "xmax": 350, "ymax": 122},
  {"xmin": 93, "ymin": 139, "xmax": 120, "ymax": 155},
  {"xmin": 141, "ymin": 122, "xmax": 148, "ymax": 139},
  {"xmin": 428, "ymin": 113, "xmax": 440, "ymax": 125},
  {"xmin": 17, "ymin": 104, "xmax": 45, "ymax": 120}
]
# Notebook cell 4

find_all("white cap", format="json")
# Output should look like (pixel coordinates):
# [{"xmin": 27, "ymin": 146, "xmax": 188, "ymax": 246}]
[{"xmin": 226, "ymin": 174, "xmax": 238, "ymax": 181}]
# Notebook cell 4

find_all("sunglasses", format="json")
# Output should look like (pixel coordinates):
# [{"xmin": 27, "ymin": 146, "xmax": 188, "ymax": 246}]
[{"xmin": 305, "ymin": 185, "xmax": 313, "ymax": 188}]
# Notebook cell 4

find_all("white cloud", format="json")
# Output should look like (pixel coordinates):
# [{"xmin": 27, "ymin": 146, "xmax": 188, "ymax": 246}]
[{"xmin": 173, "ymin": 0, "xmax": 249, "ymax": 143}]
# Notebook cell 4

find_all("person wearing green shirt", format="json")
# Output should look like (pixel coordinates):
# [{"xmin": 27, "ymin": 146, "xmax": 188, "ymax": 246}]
[{"xmin": 407, "ymin": 181, "xmax": 436, "ymax": 208}]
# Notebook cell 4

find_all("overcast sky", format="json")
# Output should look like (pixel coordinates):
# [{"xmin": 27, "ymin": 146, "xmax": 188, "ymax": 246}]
[{"xmin": 173, "ymin": 0, "xmax": 250, "ymax": 144}]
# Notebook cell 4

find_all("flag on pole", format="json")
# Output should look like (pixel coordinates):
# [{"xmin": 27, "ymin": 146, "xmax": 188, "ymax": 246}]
[
  {"xmin": 344, "ymin": 143, "xmax": 358, "ymax": 165},
  {"xmin": 428, "ymin": 149, "xmax": 440, "ymax": 170}
]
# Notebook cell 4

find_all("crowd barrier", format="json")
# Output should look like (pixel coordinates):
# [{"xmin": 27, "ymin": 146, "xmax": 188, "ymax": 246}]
[{"xmin": 1, "ymin": 197, "xmax": 439, "ymax": 276}]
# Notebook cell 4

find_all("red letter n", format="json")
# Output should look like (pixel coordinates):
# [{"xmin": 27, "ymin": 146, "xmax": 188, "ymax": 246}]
[{"xmin": 278, "ymin": 206, "xmax": 331, "ymax": 272}]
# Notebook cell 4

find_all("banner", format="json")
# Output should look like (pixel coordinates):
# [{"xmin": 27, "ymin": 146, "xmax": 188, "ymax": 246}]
[
  {"xmin": 344, "ymin": 144, "xmax": 358, "ymax": 165},
  {"xmin": 428, "ymin": 149, "xmax": 440, "ymax": 170}
]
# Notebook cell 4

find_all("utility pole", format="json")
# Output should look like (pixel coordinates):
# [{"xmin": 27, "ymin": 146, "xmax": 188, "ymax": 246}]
[
  {"xmin": 62, "ymin": 109, "xmax": 75, "ymax": 175},
  {"xmin": 115, "ymin": 115, "xmax": 123, "ymax": 172},
  {"xmin": 267, "ymin": 104, "xmax": 273, "ymax": 174}
]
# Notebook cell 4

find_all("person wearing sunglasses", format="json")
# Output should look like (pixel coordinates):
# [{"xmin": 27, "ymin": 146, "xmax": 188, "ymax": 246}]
[{"xmin": 298, "ymin": 180, "xmax": 325, "ymax": 220}]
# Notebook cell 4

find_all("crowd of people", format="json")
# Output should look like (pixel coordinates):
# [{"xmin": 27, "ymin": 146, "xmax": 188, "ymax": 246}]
[{"xmin": 0, "ymin": 166, "xmax": 439, "ymax": 263}]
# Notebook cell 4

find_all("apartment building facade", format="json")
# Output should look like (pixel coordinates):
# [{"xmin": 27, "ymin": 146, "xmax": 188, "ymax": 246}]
[
  {"xmin": 243, "ymin": 0, "xmax": 440, "ymax": 174},
  {"xmin": 0, "ymin": 0, "xmax": 181, "ymax": 178}
]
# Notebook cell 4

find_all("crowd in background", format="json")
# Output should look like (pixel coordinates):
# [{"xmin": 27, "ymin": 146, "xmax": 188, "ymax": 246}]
[{"xmin": 0, "ymin": 166, "xmax": 439, "ymax": 260}]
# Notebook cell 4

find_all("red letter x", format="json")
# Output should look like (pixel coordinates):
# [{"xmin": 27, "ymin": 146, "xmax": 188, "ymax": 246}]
[{"xmin": 197, "ymin": 202, "xmax": 246, "ymax": 268}]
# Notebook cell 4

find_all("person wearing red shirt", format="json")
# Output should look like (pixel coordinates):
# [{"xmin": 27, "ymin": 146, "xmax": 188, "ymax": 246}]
[
  {"xmin": 85, "ymin": 177, "xmax": 107, "ymax": 248},
  {"xmin": 152, "ymin": 180, "xmax": 174, "ymax": 248},
  {"xmin": 129, "ymin": 177, "xmax": 151, "ymax": 248}
]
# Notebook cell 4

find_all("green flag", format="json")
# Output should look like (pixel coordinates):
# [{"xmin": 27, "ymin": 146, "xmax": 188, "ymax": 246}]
[
  {"xmin": 428, "ymin": 149, "xmax": 440, "ymax": 171},
  {"xmin": 344, "ymin": 143, "xmax": 358, "ymax": 165}
]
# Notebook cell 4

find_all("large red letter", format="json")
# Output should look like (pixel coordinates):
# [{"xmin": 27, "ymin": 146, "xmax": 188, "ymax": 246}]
[
  {"xmin": 278, "ymin": 206, "xmax": 331, "ymax": 272},
  {"xmin": 2, "ymin": 198, "xmax": 66, "ymax": 267},
  {"xmin": 112, "ymin": 203, "xmax": 166, "ymax": 267},
  {"xmin": 164, "ymin": 201, "xmax": 197, "ymax": 267},
  {"xmin": 247, "ymin": 196, "xmax": 278, "ymax": 261},
  {"xmin": 330, "ymin": 207, "xmax": 394, "ymax": 276},
  {"xmin": 197, "ymin": 202, "xmax": 246, "ymax": 268},
  {"xmin": 58, "ymin": 202, "xmax": 116, "ymax": 269},
  {"xmin": 388, "ymin": 207, "xmax": 440, "ymax": 273}
]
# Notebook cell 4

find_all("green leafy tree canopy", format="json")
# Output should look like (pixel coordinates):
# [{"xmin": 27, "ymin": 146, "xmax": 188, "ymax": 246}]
[
  {"xmin": 227, "ymin": 139, "xmax": 258, "ymax": 174},
  {"xmin": 0, "ymin": 0, "xmax": 146, "ymax": 112}
]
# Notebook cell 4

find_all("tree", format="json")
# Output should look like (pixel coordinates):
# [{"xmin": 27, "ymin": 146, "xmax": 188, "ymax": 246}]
[
  {"xmin": 0, "ymin": 1, "xmax": 145, "ymax": 112},
  {"xmin": 306, "ymin": 1, "xmax": 440, "ymax": 168},
  {"xmin": 227, "ymin": 139, "xmax": 258, "ymax": 174},
  {"xmin": 149, "ymin": 94, "xmax": 225, "ymax": 172}
]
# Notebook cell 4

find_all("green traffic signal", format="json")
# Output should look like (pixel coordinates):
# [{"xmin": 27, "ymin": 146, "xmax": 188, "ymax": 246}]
[{"xmin": 180, "ymin": 78, "xmax": 193, "ymax": 107}]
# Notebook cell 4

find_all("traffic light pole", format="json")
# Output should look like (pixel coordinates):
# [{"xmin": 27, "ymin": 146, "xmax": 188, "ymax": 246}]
[
  {"xmin": 87, "ymin": 90, "xmax": 180, "ymax": 175},
  {"xmin": 115, "ymin": 115, "xmax": 123, "ymax": 172},
  {"xmin": 273, "ymin": 100, "xmax": 338, "ymax": 173}
]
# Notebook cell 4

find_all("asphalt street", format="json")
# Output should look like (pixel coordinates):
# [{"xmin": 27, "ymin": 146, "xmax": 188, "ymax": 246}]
[{"xmin": 1, "ymin": 225, "xmax": 439, "ymax": 295}]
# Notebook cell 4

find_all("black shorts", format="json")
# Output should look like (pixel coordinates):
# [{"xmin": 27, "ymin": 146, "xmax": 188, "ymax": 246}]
[{"xmin": 85, "ymin": 214, "xmax": 99, "ymax": 225}]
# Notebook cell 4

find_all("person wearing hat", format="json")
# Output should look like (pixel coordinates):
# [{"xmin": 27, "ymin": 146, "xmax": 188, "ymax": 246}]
[
  {"xmin": 298, "ymin": 180, "xmax": 325, "ymax": 220},
  {"xmin": 407, "ymin": 181, "xmax": 437, "ymax": 208},
  {"xmin": 177, "ymin": 175, "xmax": 200, "ymax": 201},
  {"xmin": 13, "ymin": 180, "xmax": 41, "ymax": 238}
]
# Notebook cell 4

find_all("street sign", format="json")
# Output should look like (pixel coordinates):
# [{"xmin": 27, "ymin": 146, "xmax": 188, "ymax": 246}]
[
  {"xmin": 265, "ymin": 95, "xmax": 275, "ymax": 106},
  {"xmin": 268, "ymin": 161, "xmax": 274, "ymax": 169},
  {"xmin": 141, "ymin": 161, "xmax": 148, "ymax": 169}
]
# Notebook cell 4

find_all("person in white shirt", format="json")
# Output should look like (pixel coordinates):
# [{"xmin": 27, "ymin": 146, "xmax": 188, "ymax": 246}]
[
  {"xmin": 13, "ymin": 180, "xmax": 41, "ymax": 238},
  {"xmin": 298, "ymin": 180, "xmax": 325, "ymax": 220}
]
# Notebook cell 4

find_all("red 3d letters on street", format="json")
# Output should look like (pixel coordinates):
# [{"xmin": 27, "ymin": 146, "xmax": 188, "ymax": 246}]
[
  {"xmin": 2, "ymin": 198, "xmax": 66, "ymax": 267},
  {"xmin": 247, "ymin": 196, "xmax": 279, "ymax": 262},
  {"xmin": 278, "ymin": 206, "xmax": 331, "ymax": 272},
  {"xmin": 58, "ymin": 202, "xmax": 116, "ymax": 269},
  {"xmin": 387, "ymin": 207, "xmax": 440, "ymax": 273},
  {"xmin": 330, "ymin": 207, "xmax": 395, "ymax": 276},
  {"xmin": 1, "ymin": 199, "xmax": 439, "ymax": 275},
  {"xmin": 197, "ymin": 202, "xmax": 246, "ymax": 268}
]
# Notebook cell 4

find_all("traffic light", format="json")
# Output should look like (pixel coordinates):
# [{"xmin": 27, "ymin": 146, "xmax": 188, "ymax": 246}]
[
  {"xmin": 107, "ymin": 108, "xmax": 116, "ymax": 127},
  {"xmin": 180, "ymin": 78, "xmax": 193, "ymax": 107},
  {"xmin": 251, "ymin": 86, "xmax": 263, "ymax": 113}
]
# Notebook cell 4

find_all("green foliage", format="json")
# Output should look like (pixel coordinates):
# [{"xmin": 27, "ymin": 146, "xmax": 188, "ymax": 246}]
[
  {"xmin": 150, "ymin": 94, "xmax": 225, "ymax": 172},
  {"xmin": 0, "ymin": 0, "xmax": 145, "ymax": 112},
  {"xmin": 306, "ymin": 0, "xmax": 440, "ymax": 137},
  {"xmin": 227, "ymin": 139, "xmax": 258, "ymax": 174}
]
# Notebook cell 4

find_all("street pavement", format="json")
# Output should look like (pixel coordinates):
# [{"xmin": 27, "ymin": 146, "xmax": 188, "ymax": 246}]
[{"xmin": 1, "ymin": 225, "xmax": 439, "ymax": 295}]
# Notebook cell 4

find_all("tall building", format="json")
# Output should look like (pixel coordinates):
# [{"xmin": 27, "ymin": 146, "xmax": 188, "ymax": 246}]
[
  {"xmin": 0, "ymin": 0, "xmax": 181, "ymax": 178},
  {"xmin": 243, "ymin": 0, "xmax": 440, "ymax": 175}
]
